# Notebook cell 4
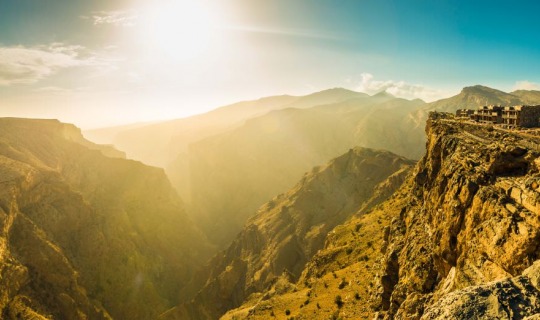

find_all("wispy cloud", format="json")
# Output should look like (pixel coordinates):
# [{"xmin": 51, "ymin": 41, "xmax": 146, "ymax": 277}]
[
  {"xmin": 354, "ymin": 73, "xmax": 449, "ymax": 102},
  {"xmin": 0, "ymin": 43, "xmax": 110, "ymax": 86},
  {"xmin": 224, "ymin": 25, "xmax": 342, "ymax": 41},
  {"xmin": 34, "ymin": 86, "xmax": 72, "ymax": 94},
  {"xmin": 82, "ymin": 10, "xmax": 138, "ymax": 27},
  {"xmin": 512, "ymin": 80, "xmax": 540, "ymax": 91}
]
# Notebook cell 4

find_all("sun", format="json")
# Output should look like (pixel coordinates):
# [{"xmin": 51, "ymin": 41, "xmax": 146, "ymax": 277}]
[{"xmin": 137, "ymin": 0, "xmax": 218, "ymax": 62}]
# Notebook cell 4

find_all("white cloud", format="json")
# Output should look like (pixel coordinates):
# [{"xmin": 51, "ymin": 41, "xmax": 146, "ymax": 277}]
[
  {"xmin": 512, "ymin": 80, "xmax": 540, "ymax": 91},
  {"xmin": 0, "ymin": 44, "xmax": 113, "ymax": 86},
  {"xmin": 355, "ymin": 73, "xmax": 449, "ymax": 102},
  {"xmin": 83, "ymin": 11, "xmax": 138, "ymax": 27}
]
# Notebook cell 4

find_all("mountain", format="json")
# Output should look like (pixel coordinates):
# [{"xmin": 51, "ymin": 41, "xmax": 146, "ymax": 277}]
[
  {"xmin": 219, "ymin": 114, "xmax": 540, "ymax": 319},
  {"xmin": 83, "ymin": 121, "xmax": 158, "ymax": 145},
  {"xmin": 279, "ymin": 88, "xmax": 368, "ymax": 109},
  {"xmin": 407, "ymin": 86, "xmax": 540, "ymax": 150},
  {"xmin": 511, "ymin": 89, "xmax": 540, "ymax": 105},
  {"xmin": 428, "ymin": 85, "xmax": 522, "ymax": 112},
  {"xmin": 188, "ymin": 96, "xmax": 425, "ymax": 245},
  {"xmin": 160, "ymin": 147, "xmax": 415, "ymax": 319},
  {"xmin": 408, "ymin": 86, "xmax": 540, "ymax": 128},
  {"xmin": 84, "ymin": 86, "xmax": 540, "ymax": 250},
  {"xmin": 84, "ymin": 88, "xmax": 364, "ymax": 202},
  {"xmin": 0, "ymin": 118, "xmax": 211, "ymax": 319}
]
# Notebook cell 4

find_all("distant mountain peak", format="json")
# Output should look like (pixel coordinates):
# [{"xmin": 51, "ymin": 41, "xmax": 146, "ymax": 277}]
[
  {"xmin": 320, "ymin": 87, "xmax": 358, "ymax": 93},
  {"xmin": 315, "ymin": 87, "xmax": 362, "ymax": 95},
  {"xmin": 460, "ymin": 85, "xmax": 508, "ymax": 95},
  {"xmin": 372, "ymin": 90, "xmax": 395, "ymax": 99}
]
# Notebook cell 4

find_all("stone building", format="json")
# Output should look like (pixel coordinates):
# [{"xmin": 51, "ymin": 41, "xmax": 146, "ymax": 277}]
[
  {"xmin": 456, "ymin": 109, "xmax": 475, "ymax": 119},
  {"xmin": 502, "ymin": 105, "xmax": 540, "ymax": 128},
  {"xmin": 473, "ymin": 105, "xmax": 503, "ymax": 124}
]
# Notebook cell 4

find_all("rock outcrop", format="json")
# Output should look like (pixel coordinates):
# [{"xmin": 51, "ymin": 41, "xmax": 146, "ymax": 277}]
[
  {"xmin": 422, "ymin": 261, "xmax": 540, "ymax": 319},
  {"xmin": 373, "ymin": 118, "xmax": 540, "ymax": 319},
  {"xmin": 0, "ymin": 118, "xmax": 211, "ymax": 319}
]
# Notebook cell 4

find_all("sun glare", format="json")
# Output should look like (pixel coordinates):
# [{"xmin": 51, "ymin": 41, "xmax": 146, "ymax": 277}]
[{"xmin": 138, "ymin": 0, "xmax": 218, "ymax": 62}]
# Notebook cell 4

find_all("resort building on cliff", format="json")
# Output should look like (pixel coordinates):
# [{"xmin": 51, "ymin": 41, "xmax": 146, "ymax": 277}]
[
  {"xmin": 456, "ymin": 109, "xmax": 475, "ymax": 119},
  {"xmin": 455, "ymin": 105, "xmax": 540, "ymax": 128},
  {"xmin": 473, "ymin": 105, "xmax": 503, "ymax": 124},
  {"xmin": 502, "ymin": 105, "xmax": 540, "ymax": 128}
]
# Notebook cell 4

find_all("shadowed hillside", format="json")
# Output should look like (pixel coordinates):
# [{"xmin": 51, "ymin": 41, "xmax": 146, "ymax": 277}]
[{"xmin": 0, "ymin": 118, "xmax": 211, "ymax": 319}]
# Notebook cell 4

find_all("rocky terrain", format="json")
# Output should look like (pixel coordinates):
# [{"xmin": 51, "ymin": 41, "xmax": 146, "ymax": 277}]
[
  {"xmin": 0, "ymin": 118, "xmax": 211, "ymax": 319},
  {"xmin": 214, "ymin": 115, "xmax": 540, "ymax": 319},
  {"xmin": 160, "ymin": 147, "xmax": 415, "ymax": 319}
]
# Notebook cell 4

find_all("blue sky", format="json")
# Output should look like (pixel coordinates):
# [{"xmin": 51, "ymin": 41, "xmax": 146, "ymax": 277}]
[{"xmin": 1, "ymin": 0, "xmax": 540, "ymax": 128}]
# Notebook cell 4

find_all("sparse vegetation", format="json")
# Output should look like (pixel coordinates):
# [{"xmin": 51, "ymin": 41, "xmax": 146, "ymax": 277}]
[
  {"xmin": 335, "ymin": 295, "xmax": 344, "ymax": 308},
  {"xmin": 338, "ymin": 277, "xmax": 347, "ymax": 289}
]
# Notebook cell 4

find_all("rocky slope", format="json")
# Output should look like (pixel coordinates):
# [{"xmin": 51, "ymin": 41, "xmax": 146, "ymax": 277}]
[
  {"xmin": 0, "ymin": 118, "xmax": 211, "ymax": 319},
  {"xmin": 219, "ymin": 115, "xmax": 540, "ymax": 319},
  {"xmin": 373, "ymin": 116, "xmax": 540, "ymax": 319},
  {"xmin": 160, "ymin": 147, "xmax": 415, "ymax": 319}
]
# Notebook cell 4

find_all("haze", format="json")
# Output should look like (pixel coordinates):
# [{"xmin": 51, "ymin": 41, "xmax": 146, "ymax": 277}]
[{"xmin": 2, "ymin": 0, "xmax": 540, "ymax": 128}]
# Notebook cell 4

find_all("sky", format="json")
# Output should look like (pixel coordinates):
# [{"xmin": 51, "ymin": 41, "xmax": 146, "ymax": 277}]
[{"xmin": 1, "ymin": 0, "xmax": 540, "ymax": 128}]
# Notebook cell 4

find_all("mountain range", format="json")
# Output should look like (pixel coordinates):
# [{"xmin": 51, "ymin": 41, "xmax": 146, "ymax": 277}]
[
  {"xmin": 84, "ymin": 85, "xmax": 540, "ymax": 247},
  {"xmin": 1, "ymin": 85, "xmax": 540, "ymax": 319}
]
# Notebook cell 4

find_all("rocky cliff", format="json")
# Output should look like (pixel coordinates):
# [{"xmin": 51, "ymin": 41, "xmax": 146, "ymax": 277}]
[
  {"xmin": 0, "ymin": 118, "xmax": 211, "ymax": 319},
  {"xmin": 374, "ymin": 117, "xmax": 540, "ymax": 319},
  {"xmin": 161, "ymin": 147, "xmax": 415, "ymax": 319},
  {"xmin": 217, "ymin": 116, "xmax": 540, "ymax": 319}
]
